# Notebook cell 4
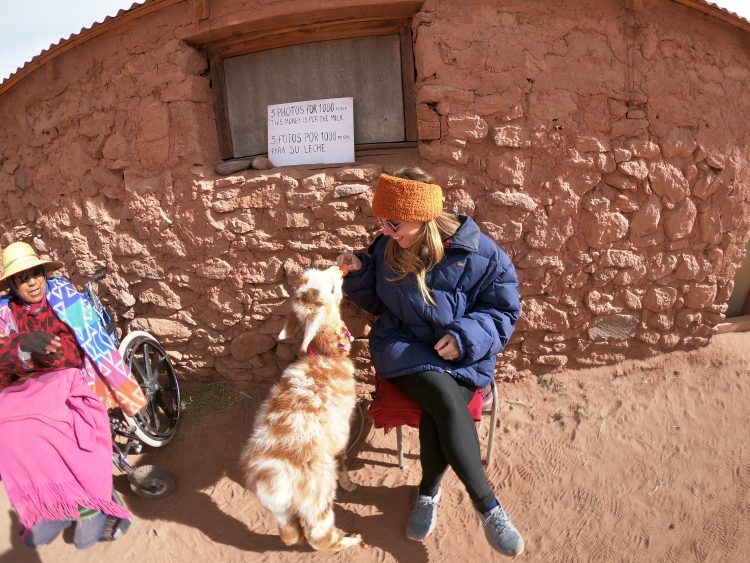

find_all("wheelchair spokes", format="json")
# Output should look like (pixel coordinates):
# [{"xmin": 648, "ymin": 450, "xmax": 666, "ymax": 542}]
[
  {"xmin": 122, "ymin": 334, "xmax": 180, "ymax": 447},
  {"xmin": 87, "ymin": 269, "xmax": 179, "ymax": 498}
]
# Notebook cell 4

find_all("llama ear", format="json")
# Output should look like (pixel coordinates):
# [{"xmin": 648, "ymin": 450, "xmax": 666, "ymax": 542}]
[
  {"xmin": 278, "ymin": 312, "xmax": 301, "ymax": 341},
  {"xmin": 300, "ymin": 310, "xmax": 325, "ymax": 353}
]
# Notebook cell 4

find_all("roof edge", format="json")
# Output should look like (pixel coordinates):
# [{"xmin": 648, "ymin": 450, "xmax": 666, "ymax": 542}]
[
  {"xmin": 0, "ymin": 0, "xmax": 183, "ymax": 97},
  {"xmin": 1, "ymin": 0, "xmax": 748, "ymax": 98},
  {"xmin": 670, "ymin": 0, "xmax": 750, "ymax": 33}
]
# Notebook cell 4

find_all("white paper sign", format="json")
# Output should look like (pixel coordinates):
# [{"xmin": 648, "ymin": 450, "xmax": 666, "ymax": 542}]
[{"xmin": 267, "ymin": 97, "xmax": 354, "ymax": 166}]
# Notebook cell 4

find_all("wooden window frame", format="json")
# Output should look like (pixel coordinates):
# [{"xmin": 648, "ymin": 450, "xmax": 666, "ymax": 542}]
[{"xmin": 206, "ymin": 19, "xmax": 417, "ymax": 161}]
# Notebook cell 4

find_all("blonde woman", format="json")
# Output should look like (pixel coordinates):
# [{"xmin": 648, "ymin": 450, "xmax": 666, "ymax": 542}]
[{"xmin": 337, "ymin": 168, "xmax": 523, "ymax": 557}]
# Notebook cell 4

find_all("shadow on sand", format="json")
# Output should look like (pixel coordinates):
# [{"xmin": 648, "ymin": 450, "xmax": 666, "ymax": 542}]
[{"xmin": 117, "ymin": 391, "xmax": 431, "ymax": 560}]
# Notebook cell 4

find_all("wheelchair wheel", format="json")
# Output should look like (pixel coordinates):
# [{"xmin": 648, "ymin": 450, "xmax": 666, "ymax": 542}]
[
  {"xmin": 119, "ymin": 331, "xmax": 180, "ymax": 448},
  {"xmin": 128, "ymin": 464, "xmax": 176, "ymax": 499}
]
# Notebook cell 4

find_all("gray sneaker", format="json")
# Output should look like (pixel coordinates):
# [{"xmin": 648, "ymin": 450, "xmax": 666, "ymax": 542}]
[
  {"xmin": 477, "ymin": 504, "xmax": 525, "ymax": 557},
  {"xmin": 405, "ymin": 490, "xmax": 441, "ymax": 540}
]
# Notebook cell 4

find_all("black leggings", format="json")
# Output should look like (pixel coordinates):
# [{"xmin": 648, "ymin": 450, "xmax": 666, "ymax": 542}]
[{"xmin": 390, "ymin": 370, "xmax": 495, "ymax": 508}]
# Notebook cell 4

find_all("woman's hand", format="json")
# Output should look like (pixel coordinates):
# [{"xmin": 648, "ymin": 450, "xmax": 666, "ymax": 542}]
[
  {"xmin": 19, "ymin": 332, "xmax": 62, "ymax": 357},
  {"xmin": 434, "ymin": 333, "xmax": 460, "ymax": 361},
  {"xmin": 336, "ymin": 252, "xmax": 362, "ymax": 272},
  {"xmin": 43, "ymin": 336, "xmax": 62, "ymax": 357}
]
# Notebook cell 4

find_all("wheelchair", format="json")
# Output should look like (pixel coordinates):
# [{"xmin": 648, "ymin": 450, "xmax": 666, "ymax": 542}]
[{"xmin": 83, "ymin": 270, "xmax": 181, "ymax": 501}]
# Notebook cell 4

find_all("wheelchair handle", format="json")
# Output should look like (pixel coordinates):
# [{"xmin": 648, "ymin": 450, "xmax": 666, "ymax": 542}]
[{"xmin": 92, "ymin": 269, "xmax": 108, "ymax": 282}]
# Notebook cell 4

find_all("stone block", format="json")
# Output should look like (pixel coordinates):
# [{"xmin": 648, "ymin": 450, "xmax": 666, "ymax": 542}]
[
  {"xmin": 485, "ymin": 191, "xmax": 537, "ymax": 212},
  {"xmin": 417, "ymin": 103, "xmax": 441, "ymax": 140},
  {"xmin": 416, "ymin": 85, "xmax": 474, "ymax": 105},
  {"xmin": 487, "ymin": 153, "xmax": 530, "ymax": 186},
  {"xmin": 693, "ymin": 174, "xmax": 719, "ymax": 199},
  {"xmin": 588, "ymin": 314, "xmax": 639, "ymax": 340},
  {"xmin": 660, "ymin": 128, "xmax": 697, "ymax": 158},
  {"xmin": 618, "ymin": 159, "xmax": 649, "ymax": 179},
  {"xmin": 130, "ymin": 317, "xmax": 191, "ymax": 343},
  {"xmin": 611, "ymin": 118, "xmax": 648, "ymax": 138},
  {"xmin": 649, "ymin": 162, "xmax": 689, "ymax": 203},
  {"xmin": 480, "ymin": 219, "xmax": 523, "ymax": 243},
  {"xmin": 216, "ymin": 159, "xmax": 252, "ymax": 175},
  {"xmin": 626, "ymin": 140, "xmax": 660, "ymax": 158},
  {"xmin": 491, "ymin": 125, "xmax": 531, "ymax": 147},
  {"xmin": 516, "ymin": 297, "xmax": 570, "ymax": 332},
  {"xmin": 575, "ymin": 133, "xmax": 610, "ymax": 153},
  {"xmin": 643, "ymin": 286, "xmax": 678, "ymax": 312},
  {"xmin": 597, "ymin": 152, "xmax": 617, "ymax": 173},
  {"xmin": 447, "ymin": 113, "xmax": 488, "ymax": 142},
  {"xmin": 663, "ymin": 198, "xmax": 697, "ymax": 240},
  {"xmin": 613, "ymin": 148, "xmax": 632, "ymax": 163},
  {"xmin": 683, "ymin": 283, "xmax": 717, "ymax": 309},
  {"xmin": 581, "ymin": 210, "xmax": 629, "ymax": 248},
  {"xmin": 230, "ymin": 332, "xmax": 277, "ymax": 361},
  {"xmin": 629, "ymin": 194, "xmax": 661, "ymax": 237},
  {"xmin": 568, "ymin": 149, "xmax": 597, "ymax": 169}
]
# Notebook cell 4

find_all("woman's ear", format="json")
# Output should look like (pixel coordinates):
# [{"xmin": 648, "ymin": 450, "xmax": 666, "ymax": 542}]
[{"xmin": 278, "ymin": 312, "xmax": 301, "ymax": 341}]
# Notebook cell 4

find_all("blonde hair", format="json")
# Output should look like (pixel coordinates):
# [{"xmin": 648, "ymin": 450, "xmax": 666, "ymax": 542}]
[{"xmin": 383, "ymin": 168, "xmax": 461, "ymax": 305}]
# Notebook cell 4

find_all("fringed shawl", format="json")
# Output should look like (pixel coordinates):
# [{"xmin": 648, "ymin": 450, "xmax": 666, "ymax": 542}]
[{"xmin": 0, "ymin": 368, "xmax": 132, "ymax": 529}]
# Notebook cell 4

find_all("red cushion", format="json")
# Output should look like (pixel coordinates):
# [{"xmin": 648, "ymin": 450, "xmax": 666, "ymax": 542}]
[{"xmin": 368, "ymin": 375, "xmax": 483, "ymax": 433}]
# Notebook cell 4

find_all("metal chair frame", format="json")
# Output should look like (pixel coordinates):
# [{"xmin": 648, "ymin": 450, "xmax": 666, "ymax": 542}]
[{"xmin": 393, "ymin": 380, "xmax": 499, "ymax": 467}]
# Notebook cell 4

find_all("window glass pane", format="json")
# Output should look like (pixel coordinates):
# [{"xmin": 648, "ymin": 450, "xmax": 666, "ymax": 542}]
[
  {"xmin": 726, "ymin": 236, "xmax": 750, "ymax": 317},
  {"xmin": 224, "ymin": 34, "xmax": 405, "ymax": 157}
]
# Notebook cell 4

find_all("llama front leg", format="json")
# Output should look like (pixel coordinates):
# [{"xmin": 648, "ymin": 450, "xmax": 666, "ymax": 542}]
[
  {"xmin": 336, "ymin": 452, "xmax": 356, "ymax": 492},
  {"xmin": 272, "ymin": 510, "xmax": 305, "ymax": 546}
]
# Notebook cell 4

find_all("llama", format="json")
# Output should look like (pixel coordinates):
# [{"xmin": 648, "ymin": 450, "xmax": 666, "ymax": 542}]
[{"xmin": 239, "ymin": 265, "xmax": 361, "ymax": 551}]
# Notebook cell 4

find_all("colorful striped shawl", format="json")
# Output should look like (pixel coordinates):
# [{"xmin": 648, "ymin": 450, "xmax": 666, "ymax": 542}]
[{"xmin": 0, "ymin": 276, "xmax": 146, "ymax": 415}]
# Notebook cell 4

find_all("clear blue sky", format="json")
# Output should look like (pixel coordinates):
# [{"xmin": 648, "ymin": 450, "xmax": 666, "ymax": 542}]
[{"xmin": 1, "ymin": 0, "xmax": 750, "ymax": 81}]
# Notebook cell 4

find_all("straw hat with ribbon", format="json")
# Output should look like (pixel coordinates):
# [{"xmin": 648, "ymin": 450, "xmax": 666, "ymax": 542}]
[{"xmin": 0, "ymin": 242, "xmax": 63, "ymax": 290}]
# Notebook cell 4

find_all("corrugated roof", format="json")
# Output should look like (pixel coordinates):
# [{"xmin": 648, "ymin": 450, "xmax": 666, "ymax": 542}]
[
  {"xmin": 0, "ymin": 0, "xmax": 175, "ymax": 95},
  {"xmin": 1, "ymin": 0, "xmax": 749, "ymax": 96},
  {"xmin": 672, "ymin": 0, "xmax": 750, "ymax": 31},
  {"xmin": 701, "ymin": 0, "xmax": 750, "ymax": 24}
]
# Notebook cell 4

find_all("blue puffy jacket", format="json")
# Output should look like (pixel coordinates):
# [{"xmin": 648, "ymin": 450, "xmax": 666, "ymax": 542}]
[{"xmin": 343, "ymin": 215, "xmax": 520, "ymax": 389}]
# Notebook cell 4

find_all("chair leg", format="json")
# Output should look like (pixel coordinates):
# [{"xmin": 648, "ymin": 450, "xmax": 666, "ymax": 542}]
[
  {"xmin": 396, "ymin": 426, "xmax": 404, "ymax": 468},
  {"xmin": 486, "ymin": 383, "xmax": 499, "ymax": 466}
]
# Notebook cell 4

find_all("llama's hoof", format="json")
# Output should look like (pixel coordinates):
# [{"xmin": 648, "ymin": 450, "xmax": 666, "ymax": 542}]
[
  {"xmin": 279, "ymin": 526, "xmax": 306, "ymax": 546},
  {"xmin": 335, "ymin": 533, "xmax": 362, "ymax": 550},
  {"xmin": 281, "ymin": 534, "xmax": 305, "ymax": 546}
]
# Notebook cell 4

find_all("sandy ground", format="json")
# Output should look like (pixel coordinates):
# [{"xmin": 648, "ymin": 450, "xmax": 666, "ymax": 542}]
[{"xmin": 1, "ymin": 331, "xmax": 749, "ymax": 562}]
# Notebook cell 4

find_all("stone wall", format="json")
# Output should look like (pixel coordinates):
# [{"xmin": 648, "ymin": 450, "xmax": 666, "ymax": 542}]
[
  {"xmin": 0, "ymin": 0, "xmax": 749, "ymax": 383},
  {"xmin": 412, "ymin": 0, "xmax": 750, "ymax": 375}
]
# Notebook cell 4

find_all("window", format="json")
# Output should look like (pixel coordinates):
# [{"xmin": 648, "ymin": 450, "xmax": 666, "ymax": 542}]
[
  {"xmin": 727, "ymin": 236, "xmax": 750, "ymax": 318},
  {"xmin": 207, "ymin": 21, "xmax": 417, "ymax": 160}
]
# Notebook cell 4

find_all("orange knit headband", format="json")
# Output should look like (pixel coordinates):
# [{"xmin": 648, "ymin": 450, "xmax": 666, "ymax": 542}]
[{"xmin": 371, "ymin": 174, "xmax": 443, "ymax": 222}]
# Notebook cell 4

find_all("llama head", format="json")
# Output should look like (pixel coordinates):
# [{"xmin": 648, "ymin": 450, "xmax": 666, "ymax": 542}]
[{"xmin": 278, "ymin": 266, "xmax": 345, "ymax": 353}]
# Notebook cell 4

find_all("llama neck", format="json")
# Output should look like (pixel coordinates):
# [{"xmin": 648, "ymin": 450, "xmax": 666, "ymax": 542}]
[{"xmin": 306, "ymin": 323, "xmax": 353, "ymax": 357}]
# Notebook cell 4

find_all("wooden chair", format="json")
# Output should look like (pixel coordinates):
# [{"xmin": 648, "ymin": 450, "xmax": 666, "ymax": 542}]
[{"xmin": 368, "ymin": 375, "xmax": 499, "ymax": 467}]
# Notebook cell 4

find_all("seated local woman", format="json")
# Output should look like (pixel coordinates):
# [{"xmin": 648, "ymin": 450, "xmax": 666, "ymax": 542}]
[{"xmin": 0, "ymin": 241, "xmax": 147, "ymax": 549}]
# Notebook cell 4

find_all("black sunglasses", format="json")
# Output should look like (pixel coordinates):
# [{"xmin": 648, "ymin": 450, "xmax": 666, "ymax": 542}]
[{"xmin": 13, "ymin": 266, "xmax": 46, "ymax": 285}]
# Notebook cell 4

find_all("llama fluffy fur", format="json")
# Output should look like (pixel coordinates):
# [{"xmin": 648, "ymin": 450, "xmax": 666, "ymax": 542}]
[{"xmin": 239, "ymin": 266, "xmax": 361, "ymax": 551}]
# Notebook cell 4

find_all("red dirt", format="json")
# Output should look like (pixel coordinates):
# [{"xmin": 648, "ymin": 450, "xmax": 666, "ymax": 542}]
[{"xmin": 2, "ymin": 331, "xmax": 749, "ymax": 562}]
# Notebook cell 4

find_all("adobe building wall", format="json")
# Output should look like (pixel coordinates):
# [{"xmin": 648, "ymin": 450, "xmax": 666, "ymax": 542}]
[
  {"xmin": 0, "ymin": 0, "xmax": 748, "ymax": 382},
  {"xmin": 411, "ymin": 0, "xmax": 750, "ymax": 375}
]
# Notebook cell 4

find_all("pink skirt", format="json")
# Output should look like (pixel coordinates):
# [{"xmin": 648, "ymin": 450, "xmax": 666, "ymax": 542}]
[{"xmin": 0, "ymin": 367, "xmax": 130, "ymax": 529}]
